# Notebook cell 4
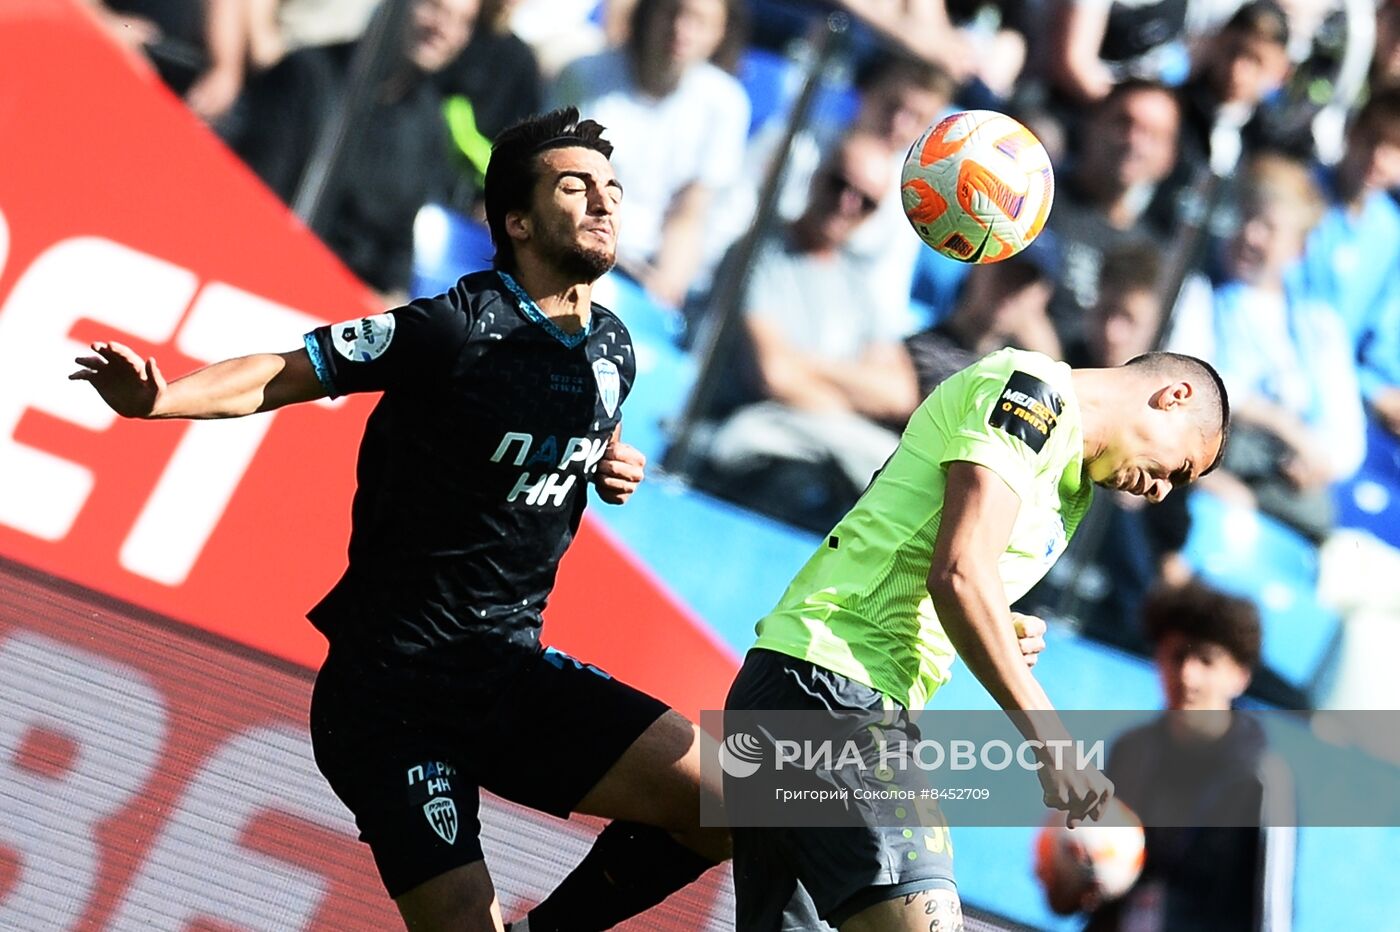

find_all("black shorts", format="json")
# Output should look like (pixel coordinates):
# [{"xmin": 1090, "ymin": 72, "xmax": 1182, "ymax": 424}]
[
  {"xmin": 724, "ymin": 649, "xmax": 957, "ymax": 930},
  {"xmin": 310, "ymin": 642, "xmax": 669, "ymax": 898}
]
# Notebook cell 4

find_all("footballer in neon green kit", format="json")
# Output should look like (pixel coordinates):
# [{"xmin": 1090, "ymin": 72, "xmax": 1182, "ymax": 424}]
[{"xmin": 725, "ymin": 348, "xmax": 1229, "ymax": 932}]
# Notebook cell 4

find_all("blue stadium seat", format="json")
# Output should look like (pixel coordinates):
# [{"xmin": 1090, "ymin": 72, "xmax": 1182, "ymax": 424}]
[
  {"xmin": 1335, "ymin": 416, "xmax": 1400, "ymax": 550},
  {"xmin": 910, "ymin": 243, "xmax": 971, "ymax": 323},
  {"xmin": 595, "ymin": 273, "xmax": 696, "ymax": 461},
  {"xmin": 737, "ymin": 46, "xmax": 798, "ymax": 137},
  {"xmin": 411, "ymin": 203, "xmax": 494, "ymax": 299},
  {"xmin": 1181, "ymin": 493, "xmax": 1342, "ymax": 702},
  {"xmin": 737, "ymin": 45, "xmax": 860, "ymax": 139}
]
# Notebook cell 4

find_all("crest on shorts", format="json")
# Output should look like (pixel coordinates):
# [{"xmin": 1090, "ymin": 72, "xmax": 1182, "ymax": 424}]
[
  {"xmin": 424, "ymin": 797, "xmax": 458, "ymax": 845},
  {"xmin": 593, "ymin": 358, "xmax": 620, "ymax": 418}
]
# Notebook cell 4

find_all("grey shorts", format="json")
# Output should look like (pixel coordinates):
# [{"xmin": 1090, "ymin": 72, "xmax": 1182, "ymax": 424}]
[{"xmin": 724, "ymin": 649, "xmax": 957, "ymax": 930}]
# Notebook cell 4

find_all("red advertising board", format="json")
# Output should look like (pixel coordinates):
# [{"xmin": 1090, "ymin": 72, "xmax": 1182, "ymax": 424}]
[{"xmin": 0, "ymin": 559, "xmax": 734, "ymax": 929}]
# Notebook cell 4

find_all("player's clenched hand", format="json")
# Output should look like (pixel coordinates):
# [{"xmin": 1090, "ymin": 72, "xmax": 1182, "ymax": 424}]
[
  {"xmin": 1037, "ymin": 757, "xmax": 1114, "ymax": 829},
  {"xmin": 69, "ymin": 341, "xmax": 167, "ymax": 418},
  {"xmin": 1012, "ymin": 612, "xmax": 1047, "ymax": 668},
  {"xmin": 594, "ymin": 434, "xmax": 645, "ymax": 505}
]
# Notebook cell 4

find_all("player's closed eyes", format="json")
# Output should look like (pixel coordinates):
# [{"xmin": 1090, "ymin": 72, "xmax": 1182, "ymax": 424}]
[{"xmin": 560, "ymin": 181, "xmax": 623, "ymax": 205}]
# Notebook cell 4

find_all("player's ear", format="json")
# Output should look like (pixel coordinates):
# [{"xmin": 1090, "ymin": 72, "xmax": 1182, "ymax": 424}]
[
  {"xmin": 1152, "ymin": 380, "xmax": 1193, "ymax": 410},
  {"xmin": 505, "ymin": 209, "xmax": 530, "ymax": 244}
]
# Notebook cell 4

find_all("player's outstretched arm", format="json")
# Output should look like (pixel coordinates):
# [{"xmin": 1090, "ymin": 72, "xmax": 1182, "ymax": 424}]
[
  {"xmin": 927, "ymin": 460, "xmax": 1112, "ymax": 825},
  {"xmin": 70, "ymin": 340, "xmax": 327, "ymax": 419}
]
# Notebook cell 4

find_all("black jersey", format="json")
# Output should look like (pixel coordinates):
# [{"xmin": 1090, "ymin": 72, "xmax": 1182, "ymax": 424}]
[{"xmin": 301, "ymin": 270, "xmax": 633, "ymax": 675}]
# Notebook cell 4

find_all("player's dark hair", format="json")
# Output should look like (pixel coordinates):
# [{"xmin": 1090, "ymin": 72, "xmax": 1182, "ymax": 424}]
[
  {"xmin": 627, "ymin": 0, "xmax": 750, "ymax": 74},
  {"xmin": 1221, "ymin": 0, "xmax": 1290, "ymax": 48},
  {"xmin": 484, "ymin": 107, "xmax": 613, "ymax": 272},
  {"xmin": 1143, "ymin": 581, "xmax": 1262, "ymax": 670},
  {"xmin": 1124, "ymin": 351, "xmax": 1231, "ymax": 475}
]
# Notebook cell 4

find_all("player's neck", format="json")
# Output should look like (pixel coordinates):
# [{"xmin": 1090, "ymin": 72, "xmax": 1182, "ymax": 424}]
[
  {"xmin": 508, "ymin": 262, "xmax": 593, "ymax": 334},
  {"xmin": 1069, "ymin": 367, "xmax": 1118, "ymax": 463}
]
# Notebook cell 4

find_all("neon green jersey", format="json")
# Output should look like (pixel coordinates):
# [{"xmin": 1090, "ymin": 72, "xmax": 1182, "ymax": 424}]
[{"xmin": 752, "ymin": 348, "xmax": 1094, "ymax": 708}]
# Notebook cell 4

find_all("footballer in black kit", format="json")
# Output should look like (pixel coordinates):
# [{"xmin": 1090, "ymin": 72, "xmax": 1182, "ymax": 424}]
[
  {"xmin": 305, "ymin": 268, "xmax": 668, "ymax": 897},
  {"xmin": 72, "ymin": 107, "xmax": 727, "ymax": 932},
  {"xmin": 304, "ymin": 268, "xmax": 632, "ymax": 671}
]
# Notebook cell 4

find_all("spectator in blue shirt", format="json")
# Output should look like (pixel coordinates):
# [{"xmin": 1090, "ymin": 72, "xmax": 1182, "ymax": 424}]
[
  {"xmin": 1302, "ymin": 91, "xmax": 1400, "ymax": 345},
  {"xmin": 1173, "ymin": 154, "xmax": 1366, "ymax": 541}
]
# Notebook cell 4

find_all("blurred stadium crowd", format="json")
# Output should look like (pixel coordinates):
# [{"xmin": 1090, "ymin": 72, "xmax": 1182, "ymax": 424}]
[{"xmin": 91, "ymin": 0, "xmax": 1400, "ymax": 709}]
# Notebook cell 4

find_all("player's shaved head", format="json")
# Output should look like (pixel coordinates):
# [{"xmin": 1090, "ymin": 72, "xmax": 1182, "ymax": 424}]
[{"xmin": 1125, "ymin": 351, "xmax": 1230, "ymax": 474}]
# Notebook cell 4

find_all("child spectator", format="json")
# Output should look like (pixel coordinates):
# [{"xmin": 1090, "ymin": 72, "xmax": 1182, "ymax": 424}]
[{"xmin": 1039, "ymin": 582, "xmax": 1296, "ymax": 931}]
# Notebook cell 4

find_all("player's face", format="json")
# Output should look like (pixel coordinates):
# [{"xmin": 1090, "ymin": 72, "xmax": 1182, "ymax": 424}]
[
  {"xmin": 406, "ymin": 0, "xmax": 478, "ymax": 73},
  {"xmin": 1089, "ymin": 390, "xmax": 1220, "ymax": 504},
  {"xmin": 1155, "ymin": 631, "xmax": 1251, "ymax": 711},
  {"xmin": 523, "ymin": 146, "xmax": 623, "ymax": 282}
]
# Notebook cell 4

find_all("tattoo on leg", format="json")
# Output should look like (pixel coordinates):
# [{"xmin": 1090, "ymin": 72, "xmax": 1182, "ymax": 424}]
[{"xmin": 916, "ymin": 888, "xmax": 962, "ymax": 932}]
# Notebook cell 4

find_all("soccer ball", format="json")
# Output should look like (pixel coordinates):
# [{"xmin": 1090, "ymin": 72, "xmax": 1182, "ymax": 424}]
[
  {"xmin": 901, "ymin": 110, "xmax": 1055, "ymax": 264},
  {"xmin": 1034, "ymin": 799, "xmax": 1147, "ymax": 910}
]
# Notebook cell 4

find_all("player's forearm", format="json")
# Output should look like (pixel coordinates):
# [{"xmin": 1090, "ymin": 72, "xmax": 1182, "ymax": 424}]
[
  {"xmin": 152, "ymin": 352, "xmax": 319, "ymax": 419},
  {"xmin": 930, "ymin": 571, "xmax": 1080, "ymax": 752},
  {"xmin": 928, "ymin": 564, "xmax": 1058, "ymax": 715}
]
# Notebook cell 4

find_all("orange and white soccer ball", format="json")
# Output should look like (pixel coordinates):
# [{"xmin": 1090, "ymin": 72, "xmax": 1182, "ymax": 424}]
[
  {"xmin": 901, "ymin": 110, "xmax": 1055, "ymax": 264},
  {"xmin": 1034, "ymin": 799, "xmax": 1147, "ymax": 908}
]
